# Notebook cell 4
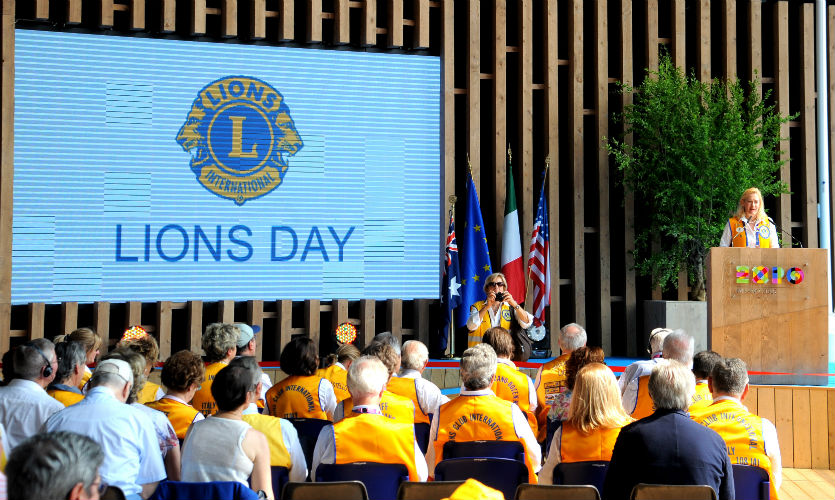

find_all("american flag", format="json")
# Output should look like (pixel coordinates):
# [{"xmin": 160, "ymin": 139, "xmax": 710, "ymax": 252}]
[{"xmin": 527, "ymin": 189, "xmax": 551, "ymax": 326}]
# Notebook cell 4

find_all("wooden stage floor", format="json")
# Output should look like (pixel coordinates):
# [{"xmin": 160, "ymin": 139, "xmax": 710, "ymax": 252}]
[{"xmin": 780, "ymin": 469, "xmax": 835, "ymax": 499}]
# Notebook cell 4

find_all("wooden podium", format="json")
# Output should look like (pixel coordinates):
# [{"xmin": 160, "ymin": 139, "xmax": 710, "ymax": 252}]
[{"xmin": 707, "ymin": 247, "xmax": 829, "ymax": 385}]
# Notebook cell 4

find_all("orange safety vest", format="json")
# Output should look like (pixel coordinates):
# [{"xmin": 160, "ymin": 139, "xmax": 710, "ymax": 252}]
[
  {"xmin": 78, "ymin": 367, "xmax": 92, "ymax": 391},
  {"xmin": 333, "ymin": 413, "xmax": 420, "ymax": 481},
  {"xmin": 559, "ymin": 422, "xmax": 622, "ymax": 463},
  {"xmin": 689, "ymin": 382, "xmax": 713, "ymax": 413},
  {"xmin": 192, "ymin": 361, "xmax": 228, "ymax": 417},
  {"xmin": 266, "ymin": 375, "xmax": 329, "ymax": 420},
  {"xmin": 433, "ymin": 394, "xmax": 538, "ymax": 483},
  {"xmin": 693, "ymin": 399, "xmax": 779, "ymax": 500},
  {"xmin": 242, "ymin": 413, "xmax": 293, "ymax": 468},
  {"xmin": 48, "ymin": 388, "xmax": 84, "ymax": 407},
  {"xmin": 146, "ymin": 396, "xmax": 202, "ymax": 440},
  {"xmin": 492, "ymin": 362, "xmax": 538, "ymax": 436},
  {"xmin": 318, "ymin": 364, "xmax": 350, "ymax": 403},
  {"xmin": 343, "ymin": 391, "xmax": 416, "ymax": 424},
  {"xmin": 728, "ymin": 217, "xmax": 773, "ymax": 248},
  {"xmin": 386, "ymin": 377, "xmax": 430, "ymax": 424},
  {"xmin": 467, "ymin": 301, "xmax": 514, "ymax": 348},
  {"xmin": 630, "ymin": 375, "xmax": 654, "ymax": 420},
  {"xmin": 137, "ymin": 381, "xmax": 162, "ymax": 404}
]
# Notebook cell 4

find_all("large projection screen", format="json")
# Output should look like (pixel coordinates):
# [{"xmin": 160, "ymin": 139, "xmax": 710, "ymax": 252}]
[{"xmin": 12, "ymin": 30, "xmax": 441, "ymax": 303}]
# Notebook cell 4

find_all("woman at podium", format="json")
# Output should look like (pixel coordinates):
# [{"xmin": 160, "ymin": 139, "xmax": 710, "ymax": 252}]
[{"xmin": 719, "ymin": 187, "xmax": 779, "ymax": 248}]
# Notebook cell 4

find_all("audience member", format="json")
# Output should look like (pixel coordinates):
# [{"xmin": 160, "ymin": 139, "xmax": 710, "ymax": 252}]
[
  {"xmin": 46, "ymin": 359, "xmax": 165, "ymax": 500},
  {"xmin": 482, "ymin": 328, "xmax": 539, "ymax": 436},
  {"xmin": 0, "ymin": 348, "xmax": 15, "ymax": 385},
  {"xmin": 118, "ymin": 330, "xmax": 164, "ymax": 403},
  {"xmin": 618, "ymin": 327, "xmax": 671, "ymax": 395},
  {"xmin": 0, "ymin": 338, "xmax": 64, "ymax": 448},
  {"xmin": 265, "ymin": 337, "xmax": 336, "ymax": 420},
  {"xmin": 535, "ymin": 323, "xmax": 587, "ymax": 442},
  {"xmin": 692, "ymin": 357, "xmax": 781, "ymax": 499},
  {"xmin": 427, "ymin": 344, "xmax": 541, "ymax": 483},
  {"xmin": 373, "ymin": 331, "xmax": 402, "ymax": 355},
  {"xmin": 312, "ymin": 356, "xmax": 427, "ymax": 481},
  {"xmin": 5, "ymin": 431, "xmax": 104, "ymax": 500},
  {"xmin": 387, "ymin": 340, "xmax": 448, "ymax": 431},
  {"xmin": 623, "ymin": 329, "xmax": 694, "ymax": 418},
  {"xmin": 234, "ymin": 323, "xmax": 273, "ymax": 410},
  {"xmin": 690, "ymin": 350, "xmax": 722, "ymax": 412},
  {"xmin": 65, "ymin": 328, "xmax": 102, "ymax": 390},
  {"xmin": 317, "ymin": 343, "xmax": 360, "ymax": 403},
  {"xmin": 564, "ymin": 347, "xmax": 606, "ymax": 392},
  {"xmin": 47, "ymin": 340, "xmax": 86, "ymax": 406},
  {"xmin": 181, "ymin": 359, "xmax": 273, "ymax": 499},
  {"xmin": 146, "ymin": 350, "xmax": 206, "ymax": 440},
  {"xmin": 192, "ymin": 323, "xmax": 239, "ymax": 416},
  {"xmin": 539, "ymin": 363, "xmax": 633, "ymax": 484},
  {"xmin": 603, "ymin": 361, "xmax": 734, "ymax": 500}
]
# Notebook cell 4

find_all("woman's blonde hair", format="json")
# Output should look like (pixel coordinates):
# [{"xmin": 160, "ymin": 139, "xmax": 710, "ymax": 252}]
[
  {"xmin": 566, "ymin": 363, "xmax": 634, "ymax": 434},
  {"xmin": 66, "ymin": 328, "xmax": 102, "ymax": 355},
  {"xmin": 734, "ymin": 187, "xmax": 767, "ymax": 223},
  {"xmin": 482, "ymin": 272, "xmax": 507, "ymax": 294}
]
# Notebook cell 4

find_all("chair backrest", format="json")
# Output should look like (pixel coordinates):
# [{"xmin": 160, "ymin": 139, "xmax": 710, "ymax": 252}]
[
  {"xmin": 148, "ymin": 480, "xmax": 260, "ymax": 500},
  {"xmin": 553, "ymin": 460, "xmax": 609, "ymax": 492},
  {"xmin": 272, "ymin": 466, "xmax": 290, "ymax": 500},
  {"xmin": 316, "ymin": 462, "xmax": 409, "ymax": 500},
  {"xmin": 630, "ymin": 484, "xmax": 718, "ymax": 500},
  {"xmin": 732, "ymin": 464, "xmax": 770, "ymax": 500},
  {"xmin": 442, "ymin": 440, "xmax": 526, "ymax": 462},
  {"xmin": 414, "ymin": 422, "xmax": 431, "ymax": 454},
  {"xmin": 514, "ymin": 484, "xmax": 601, "ymax": 500},
  {"xmin": 434, "ymin": 457, "xmax": 528, "ymax": 500},
  {"xmin": 287, "ymin": 418, "xmax": 331, "ymax": 472},
  {"xmin": 396, "ymin": 481, "xmax": 465, "ymax": 500},
  {"xmin": 282, "ymin": 481, "xmax": 369, "ymax": 500}
]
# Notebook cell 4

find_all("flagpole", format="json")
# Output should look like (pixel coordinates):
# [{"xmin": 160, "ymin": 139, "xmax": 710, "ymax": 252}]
[
  {"xmin": 447, "ymin": 194, "xmax": 457, "ymax": 358},
  {"xmin": 525, "ymin": 156, "xmax": 550, "ymax": 302}
]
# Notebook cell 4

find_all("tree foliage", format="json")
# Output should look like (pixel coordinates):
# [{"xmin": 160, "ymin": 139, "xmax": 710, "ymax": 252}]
[{"xmin": 607, "ymin": 55, "xmax": 792, "ymax": 299}]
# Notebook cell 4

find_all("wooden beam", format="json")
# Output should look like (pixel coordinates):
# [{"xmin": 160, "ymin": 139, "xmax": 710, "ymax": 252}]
[
  {"xmin": 218, "ymin": 300, "xmax": 235, "ymax": 323},
  {"xmin": 519, "ymin": 0, "xmax": 533, "ymax": 280},
  {"xmin": 414, "ymin": 0, "xmax": 430, "ymax": 49},
  {"xmin": 467, "ymin": 0, "xmax": 480, "ymax": 189},
  {"xmin": 67, "ymin": 0, "xmax": 82, "ymax": 24},
  {"xmin": 722, "ymin": 0, "xmax": 736, "ymax": 78},
  {"xmin": 221, "ymin": 0, "xmax": 237, "ymax": 37},
  {"xmin": 596, "ymin": 0, "xmax": 610, "ymax": 353},
  {"xmin": 305, "ymin": 299, "xmax": 321, "ymax": 347},
  {"xmin": 335, "ymin": 0, "xmax": 350, "ymax": 44},
  {"xmin": 157, "ymin": 301, "xmax": 172, "ymax": 360},
  {"xmin": 161, "ymin": 0, "xmax": 176, "ymax": 32},
  {"xmin": 276, "ymin": 300, "xmax": 293, "ymax": 359},
  {"xmin": 188, "ymin": 300, "xmax": 203, "ymax": 353},
  {"xmin": 388, "ymin": 0, "xmax": 403, "ymax": 47},
  {"xmin": 544, "ymin": 0, "xmax": 560, "ymax": 352},
  {"xmin": 131, "ymin": 0, "xmax": 146, "ymax": 30},
  {"xmin": 127, "ymin": 301, "xmax": 142, "ymax": 328},
  {"xmin": 62, "ymin": 302, "xmax": 78, "ymax": 334},
  {"xmin": 622, "ymin": 0, "xmax": 637, "ymax": 356},
  {"xmin": 278, "ymin": 0, "xmax": 295, "ymax": 40},
  {"xmin": 645, "ymin": 0, "xmax": 658, "ymax": 71},
  {"xmin": 359, "ymin": 299, "xmax": 376, "ymax": 348},
  {"xmin": 442, "ymin": 0, "xmax": 454, "ymax": 237},
  {"xmin": 415, "ymin": 299, "xmax": 430, "ymax": 345},
  {"xmin": 697, "ymin": 0, "xmax": 711, "ymax": 83},
  {"xmin": 774, "ymin": 1, "xmax": 791, "ymax": 243},
  {"xmin": 308, "ymin": 0, "xmax": 322, "ymax": 43},
  {"xmin": 29, "ymin": 303, "xmax": 45, "ymax": 340},
  {"xmin": 570, "ymin": 0, "xmax": 585, "ymax": 325},
  {"xmin": 0, "ymin": 0, "xmax": 14, "ymax": 355},
  {"xmin": 386, "ymin": 299, "xmax": 403, "ymax": 342},
  {"xmin": 101, "ymin": 0, "xmax": 114, "ymax": 28},
  {"xmin": 251, "ymin": 0, "xmax": 266, "ymax": 39},
  {"xmin": 671, "ymin": 0, "xmax": 685, "ymax": 68},
  {"xmin": 248, "ymin": 300, "xmax": 264, "ymax": 360},
  {"xmin": 748, "ymin": 0, "xmax": 762, "ymax": 100},
  {"xmin": 192, "ymin": 0, "xmax": 207, "ymax": 35},
  {"xmin": 362, "ymin": 0, "xmax": 377, "ymax": 46},
  {"xmin": 94, "ymin": 302, "xmax": 110, "ymax": 346},
  {"xmin": 494, "ymin": 0, "xmax": 507, "ymax": 264},
  {"xmin": 799, "ymin": 3, "xmax": 817, "ymax": 248},
  {"xmin": 35, "ymin": 0, "xmax": 48, "ymax": 19}
]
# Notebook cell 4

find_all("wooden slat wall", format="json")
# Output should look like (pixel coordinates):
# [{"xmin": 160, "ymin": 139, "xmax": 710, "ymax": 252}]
[{"xmin": 0, "ymin": 0, "xmax": 831, "ymax": 359}]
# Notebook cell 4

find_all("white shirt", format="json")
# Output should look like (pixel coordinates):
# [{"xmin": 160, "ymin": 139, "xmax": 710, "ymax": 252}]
[
  {"xmin": 720, "ymin": 217, "xmax": 779, "ymax": 248},
  {"xmin": 466, "ymin": 303, "xmax": 533, "ymax": 330},
  {"xmin": 425, "ymin": 388, "xmax": 541, "ymax": 478},
  {"xmin": 0, "ymin": 378, "xmax": 64, "ymax": 449},
  {"xmin": 311, "ymin": 406, "xmax": 429, "ymax": 481},
  {"xmin": 621, "ymin": 359, "xmax": 661, "ymax": 414},
  {"xmin": 496, "ymin": 358, "xmax": 538, "ymax": 413},
  {"xmin": 397, "ymin": 369, "xmax": 450, "ymax": 416}
]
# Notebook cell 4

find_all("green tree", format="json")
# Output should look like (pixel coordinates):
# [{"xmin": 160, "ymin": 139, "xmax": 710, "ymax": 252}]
[{"xmin": 607, "ymin": 55, "xmax": 792, "ymax": 300}]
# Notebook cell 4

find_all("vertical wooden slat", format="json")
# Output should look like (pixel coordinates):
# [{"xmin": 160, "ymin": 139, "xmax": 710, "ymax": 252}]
[
  {"xmin": 276, "ymin": 300, "xmax": 293, "ymax": 358},
  {"xmin": 810, "ymin": 389, "xmax": 830, "ymax": 469},
  {"xmin": 222, "ymin": 0, "xmax": 237, "ymax": 37},
  {"xmin": 721, "ymin": 0, "xmax": 736, "ymax": 78},
  {"xmin": 161, "ymin": 0, "xmax": 176, "ymax": 32},
  {"xmin": 570, "ymin": 0, "xmax": 585, "ymax": 325},
  {"xmin": 493, "ymin": 0, "xmax": 506, "ymax": 260},
  {"xmin": 359, "ymin": 299, "xmax": 376, "ymax": 348},
  {"xmin": 94, "ymin": 302, "xmax": 110, "ymax": 345},
  {"xmin": 645, "ymin": 0, "xmax": 658, "ymax": 71},
  {"xmin": 35, "ymin": 0, "xmax": 48, "ymax": 19},
  {"xmin": 774, "ymin": 1, "xmax": 791, "ymax": 241},
  {"xmin": 332, "ymin": 299, "xmax": 349, "ymax": 335},
  {"xmin": 671, "ymin": 0, "xmax": 685, "ymax": 69},
  {"xmin": 415, "ymin": 299, "xmax": 430, "ymax": 345},
  {"xmin": 305, "ymin": 299, "xmax": 321, "ymax": 347},
  {"xmin": 67, "ymin": 0, "xmax": 82, "ymax": 24},
  {"xmin": 29, "ymin": 303, "xmax": 45, "ymax": 340},
  {"xmin": 335, "ymin": 0, "xmax": 350, "ymax": 44},
  {"xmin": 757, "ymin": 386, "xmax": 775, "ymax": 425},
  {"xmin": 388, "ymin": 0, "xmax": 403, "ymax": 48},
  {"xmin": 748, "ymin": 0, "xmax": 762, "ymax": 100},
  {"xmin": 61, "ymin": 302, "xmax": 78, "ymax": 334},
  {"xmin": 157, "ymin": 301, "xmax": 172, "ymax": 360},
  {"xmin": 697, "ymin": 0, "xmax": 711, "ymax": 83},
  {"xmin": 278, "ymin": 0, "xmax": 294, "ymax": 41},
  {"xmin": 414, "ymin": 0, "xmax": 430, "ymax": 49},
  {"xmin": 792, "ymin": 388, "xmax": 811, "ymax": 468},
  {"xmin": 543, "ymin": 0, "xmax": 560, "ymax": 347},
  {"xmin": 247, "ymin": 300, "xmax": 264, "ymax": 360},
  {"xmin": 131, "ymin": 0, "xmax": 146, "ymax": 30},
  {"xmin": 677, "ymin": 269, "xmax": 688, "ymax": 301},
  {"xmin": 467, "ymin": 0, "xmax": 480, "ymax": 189},
  {"xmin": 251, "ymin": 0, "xmax": 266, "ymax": 39},
  {"xmin": 442, "ymin": 0, "xmax": 454, "ymax": 236},
  {"xmin": 192, "ymin": 0, "xmax": 207, "ymax": 35},
  {"xmin": 188, "ymin": 300, "xmax": 203, "ymax": 353},
  {"xmin": 101, "ymin": 0, "xmax": 114, "ymax": 28},
  {"xmin": 308, "ymin": 0, "xmax": 322, "ymax": 43},
  {"xmin": 799, "ymin": 3, "xmax": 818, "ymax": 248},
  {"xmin": 622, "ymin": 0, "xmax": 636, "ymax": 356},
  {"xmin": 362, "ymin": 0, "xmax": 377, "ymax": 46},
  {"xmin": 386, "ymin": 299, "xmax": 403, "ymax": 343},
  {"xmin": 774, "ymin": 387, "xmax": 794, "ymax": 467},
  {"xmin": 743, "ymin": 385, "xmax": 758, "ymax": 414},
  {"xmin": 596, "ymin": 0, "xmax": 610, "ymax": 353},
  {"xmin": 218, "ymin": 300, "xmax": 235, "ymax": 323},
  {"xmin": 518, "ymin": 0, "xmax": 533, "ymax": 274},
  {"xmin": 127, "ymin": 301, "xmax": 142, "ymax": 328}
]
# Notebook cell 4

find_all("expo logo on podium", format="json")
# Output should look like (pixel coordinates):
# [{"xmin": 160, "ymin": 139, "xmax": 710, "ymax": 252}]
[{"xmin": 735, "ymin": 266, "xmax": 804, "ymax": 286}]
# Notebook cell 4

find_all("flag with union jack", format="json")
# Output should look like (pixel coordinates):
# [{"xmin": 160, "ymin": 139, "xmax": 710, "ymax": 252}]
[
  {"xmin": 440, "ymin": 210, "xmax": 461, "ymax": 352},
  {"xmin": 528, "ymin": 189, "xmax": 551, "ymax": 326}
]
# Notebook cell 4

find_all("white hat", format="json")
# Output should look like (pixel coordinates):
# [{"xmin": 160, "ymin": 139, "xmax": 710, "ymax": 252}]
[{"xmin": 95, "ymin": 359, "xmax": 133, "ymax": 386}]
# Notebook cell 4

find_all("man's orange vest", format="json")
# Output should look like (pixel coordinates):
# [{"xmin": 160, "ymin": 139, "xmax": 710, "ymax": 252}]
[
  {"xmin": 333, "ymin": 413, "xmax": 420, "ymax": 481},
  {"xmin": 242, "ymin": 413, "xmax": 293, "ymax": 467},
  {"xmin": 491, "ymin": 362, "xmax": 538, "ymax": 436},
  {"xmin": 343, "ymin": 390, "xmax": 416, "ymax": 424},
  {"xmin": 433, "ymin": 394, "xmax": 537, "ymax": 483},
  {"xmin": 728, "ymin": 218, "xmax": 772, "ymax": 248},
  {"xmin": 266, "ymin": 375, "xmax": 329, "ymax": 420},
  {"xmin": 146, "ymin": 396, "xmax": 202, "ymax": 440},
  {"xmin": 467, "ymin": 301, "xmax": 514, "ymax": 348},
  {"xmin": 318, "ymin": 364, "xmax": 350, "ymax": 403},
  {"xmin": 630, "ymin": 375, "xmax": 654, "ymax": 420},
  {"xmin": 192, "ymin": 361, "xmax": 228, "ymax": 417},
  {"xmin": 689, "ymin": 382, "xmax": 713, "ymax": 413},
  {"xmin": 387, "ymin": 377, "xmax": 430, "ymax": 424},
  {"xmin": 693, "ymin": 399, "xmax": 779, "ymax": 500},
  {"xmin": 559, "ymin": 422, "xmax": 622, "ymax": 463}
]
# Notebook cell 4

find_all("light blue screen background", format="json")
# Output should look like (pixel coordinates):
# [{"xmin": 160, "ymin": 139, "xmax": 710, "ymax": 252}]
[{"xmin": 13, "ymin": 30, "xmax": 440, "ymax": 303}]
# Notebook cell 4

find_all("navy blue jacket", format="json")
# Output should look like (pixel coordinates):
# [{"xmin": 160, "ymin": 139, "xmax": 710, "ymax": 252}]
[{"xmin": 603, "ymin": 409, "xmax": 735, "ymax": 500}]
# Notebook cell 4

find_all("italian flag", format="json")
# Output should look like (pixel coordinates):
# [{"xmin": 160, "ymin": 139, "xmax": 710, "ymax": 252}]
[{"xmin": 501, "ymin": 160, "xmax": 526, "ymax": 302}]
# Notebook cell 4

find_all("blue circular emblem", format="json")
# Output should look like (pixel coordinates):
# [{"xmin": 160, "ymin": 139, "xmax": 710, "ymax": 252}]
[
  {"xmin": 501, "ymin": 309, "xmax": 513, "ymax": 321},
  {"xmin": 177, "ymin": 76, "xmax": 303, "ymax": 205},
  {"xmin": 758, "ymin": 225, "xmax": 770, "ymax": 239}
]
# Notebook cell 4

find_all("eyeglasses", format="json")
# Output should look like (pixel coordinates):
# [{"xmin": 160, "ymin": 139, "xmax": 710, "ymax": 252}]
[{"xmin": 486, "ymin": 282, "xmax": 506, "ymax": 288}]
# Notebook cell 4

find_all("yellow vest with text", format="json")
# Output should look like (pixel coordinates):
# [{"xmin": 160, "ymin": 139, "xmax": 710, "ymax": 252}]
[
  {"xmin": 138, "ymin": 381, "xmax": 162, "ymax": 404},
  {"xmin": 146, "ymin": 397, "xmax": 201, "ymax": 440},
  {"xmin": 728, "ymin": 217, "xmax": 772, "ymax": 248},
  {"xmin": 689, "ymin": 382, "xmax": 713, "ymax": 413},
  {"xmin": 386, "ymin": 377, "xmax": 430, "ymax": 424},
  {"xmin": 48, "ymin": 388, "xmax": 84, "ymax": 407},
  {"xmin": 433, "ymin": 394, "xmax": 537, "ymax": 483},
  {"xmin": 333, "ymin": 413, "xmax": 420, "ymax": 481},
  {"xmin": 536, "ymin": 354, "xmax": 570, "ymax": 440},
  {"xmin": 630, "ymin": 375, "xmax": 655, "ymax": 420},
  {"xmin": 693, "ymin": 399, "xmax": 779, "ymax": 500},
  {"xmin": 242, "ymin": 413, "xmax": 293, "ymax": 468},
  {"xmin": 266, "ymin": 374, "xmax": 329, "ymax": 420},
  {"xmin": 559, "ymin": 422, "xmax": 622, "ymax": 463},
  {"xmin": 467, "ymin": 301, "xmax": 514, "ymax": 348},
  {"xmin": 491, "ymin": 362, "xmax": 538, "ymax": 436},
  {"xmin": 192, "ymin": 361, "xmax": 228, "ymax": 417},
  {"xmin": 343, "ymin": 391, "xmax": 416, "ymax": 424},
  {"xmin": 318, "ymin": 364, "xmax": 350, "ymax": 402}
]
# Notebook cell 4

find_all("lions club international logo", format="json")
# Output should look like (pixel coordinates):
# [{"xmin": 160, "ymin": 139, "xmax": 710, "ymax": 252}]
[{"xmin": 176, "ymin": 76, "xmax": 303, "ymax": 205}]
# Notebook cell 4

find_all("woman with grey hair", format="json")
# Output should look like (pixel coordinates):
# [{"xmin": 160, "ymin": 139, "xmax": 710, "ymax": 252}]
[{"xmin": 465, "ymin": 272, "xmax": 533, "ymax": 348}]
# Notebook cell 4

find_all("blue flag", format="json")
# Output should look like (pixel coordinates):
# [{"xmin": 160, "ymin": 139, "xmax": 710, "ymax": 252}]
[
  {"xmin": 456, "ymin": 173, "xmax": 492, "ymax": 327},
  {"xmin": 439, "ymin": 210, "xmax": 461, "ymax": 352}
]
